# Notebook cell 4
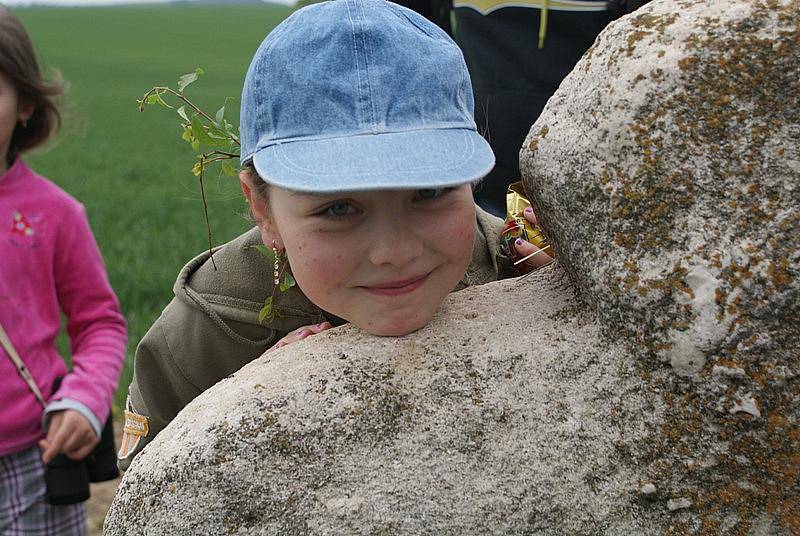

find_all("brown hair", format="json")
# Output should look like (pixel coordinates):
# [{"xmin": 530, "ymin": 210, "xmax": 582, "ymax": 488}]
[
  {"xmin": 241, "ymin": 162, "xmax": 271, "ymax": 224},
  {"xmin": 0, "ymin": 6, "xmax": 63, "ymax": 166},
  {"xmin": 243, "ymin": 162, "xmax": 270, "ymax": 200}
]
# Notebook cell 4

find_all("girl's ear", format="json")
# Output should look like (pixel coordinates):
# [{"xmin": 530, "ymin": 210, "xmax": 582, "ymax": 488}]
[
  {"xmin": 239, "ymin": 170, "xmax": 282, "ymax": 248},
  {"xmin": 17, "ymin": 98, "xmax": 34, "ymax": 124}
]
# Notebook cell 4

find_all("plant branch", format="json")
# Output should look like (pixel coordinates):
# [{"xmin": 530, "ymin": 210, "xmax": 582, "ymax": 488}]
[
  {"xmin": 197, "ymin": 156, "xmax": 217, "ymax": 270},
  {"xmin": 139, "ymin": 87, "xmax": 241, "ymax": 146}
]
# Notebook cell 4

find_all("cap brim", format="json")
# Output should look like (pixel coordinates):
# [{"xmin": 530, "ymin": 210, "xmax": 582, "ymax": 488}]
[{"xmin": 250, "ymin": 128, "xmax": 494, "ymax": 193}]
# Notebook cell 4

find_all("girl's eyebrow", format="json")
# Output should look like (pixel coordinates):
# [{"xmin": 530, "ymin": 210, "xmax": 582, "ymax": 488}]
[
  {"xmin": 287, "ymin": 191, "xmax": 350, "ymax": 201},
  {"xmin": 282, "ymin": 191, "xmax": 327, "ymax": 202}
]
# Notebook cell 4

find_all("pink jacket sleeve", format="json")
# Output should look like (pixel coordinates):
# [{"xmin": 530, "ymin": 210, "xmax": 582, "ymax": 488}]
[{"xmin": 51, "ymin": 203, "xmax": 127, "ymax": 425}]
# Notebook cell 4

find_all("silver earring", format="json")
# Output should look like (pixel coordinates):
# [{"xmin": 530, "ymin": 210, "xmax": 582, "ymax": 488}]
[{"xmin": 272, "ymin": 240, "xmax": 281, "ymax": 285}]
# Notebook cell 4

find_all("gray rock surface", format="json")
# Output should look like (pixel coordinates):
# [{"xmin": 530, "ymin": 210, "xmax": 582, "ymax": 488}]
[
  {"xmin": 106, "ymin": 268, "xmax": 665, "ymax": 535},
  {"xmin": 521, "ymin": 0, "xmax": 799, "ymax": 532},
  {"xmin": 106, "ymin": 0, "xmax": 798, "ymax": 534}
]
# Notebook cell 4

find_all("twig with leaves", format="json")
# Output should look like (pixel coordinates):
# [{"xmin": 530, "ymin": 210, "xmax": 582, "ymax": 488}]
[
  {"xmin": 138, "ymin": 68, "xmax": 295, "ymax": 321},
  {"xmin": 137, "ymin": 68, "xmax": 240, "ymax": 269}
]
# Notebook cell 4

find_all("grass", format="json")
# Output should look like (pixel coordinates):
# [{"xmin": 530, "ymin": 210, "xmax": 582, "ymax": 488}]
[{"xmin": 15, "ymin": 4, "xmax": 294, "ymax": 412}]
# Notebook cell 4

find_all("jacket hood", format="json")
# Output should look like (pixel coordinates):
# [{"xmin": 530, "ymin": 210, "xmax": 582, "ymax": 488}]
[{"xmin": 173, "ymin": 227, "xmax": 332, "ymax": 332}]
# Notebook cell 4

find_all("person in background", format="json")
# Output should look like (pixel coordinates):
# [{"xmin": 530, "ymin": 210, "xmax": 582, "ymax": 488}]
[
  {"xmin": 0, "ymin": 7, "xmax": 127, "ymax": 535},
  {"xmin": 397, "ymin": 0, "xmax": 647, "ymax": 215}
]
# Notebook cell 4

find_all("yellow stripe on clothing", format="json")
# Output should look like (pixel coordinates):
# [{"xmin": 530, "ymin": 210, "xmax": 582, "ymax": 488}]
[{"xmin": 454, "ymin": 0, "xmax": 609, "ymax": 15}]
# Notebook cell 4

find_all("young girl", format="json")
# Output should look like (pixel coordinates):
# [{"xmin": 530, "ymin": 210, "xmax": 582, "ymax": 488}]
[
  {"xmin": 0, "ymin": 7, "xmax": 127, "ymax": 534},
  {"xmin": 119, "ymin": 0, "xmax": 547, "ymax": 470}
]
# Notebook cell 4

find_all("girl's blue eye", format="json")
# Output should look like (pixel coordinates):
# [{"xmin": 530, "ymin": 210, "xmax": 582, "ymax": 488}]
[
  {"xmin": 415, "ymin": 188, "xmax": 446, "ymax": 200},
  {"xmin": 325, "ymin": 201, "xmax": 357, "ymax": 217}
]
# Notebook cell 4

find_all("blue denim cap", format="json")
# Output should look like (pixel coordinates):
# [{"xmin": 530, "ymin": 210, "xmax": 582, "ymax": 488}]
[{"xmin": 240, "ymin": 0, "xmax": 494, "ymax": 193}]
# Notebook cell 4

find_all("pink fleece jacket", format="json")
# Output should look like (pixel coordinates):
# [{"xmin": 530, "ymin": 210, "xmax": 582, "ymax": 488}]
[{"xmin": 0, "ymin": 159, "xmax": 127, "ymax": 457}]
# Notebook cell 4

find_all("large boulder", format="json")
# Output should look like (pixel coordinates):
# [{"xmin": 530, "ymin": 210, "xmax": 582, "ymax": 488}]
[
  {"xmin": 521, "ymin": 0, "xmax": 799, "ymax": 532},
  {"xmin": 106, "ymin": 269, "xmax": 660, "ymax": 535},
  {"xmin": 106, "ymin": 0, "xmax": 798, "ymax": 534}
]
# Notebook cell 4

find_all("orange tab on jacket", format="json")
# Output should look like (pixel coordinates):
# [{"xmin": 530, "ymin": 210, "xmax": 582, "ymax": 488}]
[{"xmin": 118, "ymin": 410, "xmax": 150, "ymax": 460}]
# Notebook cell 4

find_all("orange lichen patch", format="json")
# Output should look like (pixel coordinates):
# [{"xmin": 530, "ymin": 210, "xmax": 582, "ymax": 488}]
[
  {"xmin": 614, "ymin": 231, "xmax": 635, "ymax": 249},
  {"xmin": 779, "ymin": 496, "xmax": 800, "ymax": 535},
  {"xmin": 649, "ymin": 341, "xmax": 672, "ymax": 353},
  {"xmin": 538, "ymin": 126, "xmax": 549, "ymax": 138},
  {"xmin": 678, "ymin": 55, "xmax": 700, "ymax": 70},
  {"xmin": 623, "ymin": 272, "xmax": 640, "ymax": 290},
  {"xmin": 682, "ymin": 414, "xmax": 800, "ymax": 535},
  {"xmin": 714, "ymin": 358, "xmax": 741, "ymax": 369},
  {"xmin": 767, "ymin": 256, "xmax": 792, "ymax": 288},
  {"xmin": 626, "ymin": 30, "xmax": 650, "ymax": 56},
  {"xmin": 528, "ymin": 138, "xmax": 538, "ymax": 153},
  {"xmin": 664, "ymin": 522, "xmax": 692, "ymax": 536}
]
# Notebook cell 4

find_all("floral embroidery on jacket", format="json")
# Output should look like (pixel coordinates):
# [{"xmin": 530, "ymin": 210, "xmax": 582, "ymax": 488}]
[
  {"xmin": 9, "ymin": 211, "xmax": 40, "ymax": 248},
  {"xmin": 11, "ymin": 212, "xmax": 35, "ymax": 237}
]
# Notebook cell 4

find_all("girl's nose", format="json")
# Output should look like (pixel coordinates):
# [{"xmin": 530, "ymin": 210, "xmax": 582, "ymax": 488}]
[{"xmin": 367, "ymin": 223, "xmax": 423, "ymax": 267}]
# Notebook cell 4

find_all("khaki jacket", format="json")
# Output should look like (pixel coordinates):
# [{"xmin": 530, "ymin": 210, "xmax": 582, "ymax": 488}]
[{"xmin": 118, "ymin": 206, "xmax": 507, "ymax": 469}]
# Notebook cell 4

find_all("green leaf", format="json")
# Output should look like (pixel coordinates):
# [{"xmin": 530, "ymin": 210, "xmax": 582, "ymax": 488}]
[
  {"xmin": 221, "ymin": 160, "xmax": 237, "ymax": 177},
  {"xmin": 191, "ymin": 114, "xmax": 229, "ymax": 148},
  {"xmin": 190, "ymin": 115, "xmax": 213, "ymax": 145},
  {"xmin": 177, "ymin": 105, "xmax": 189, "ymax": 122},
  {"xmin": 177, "ymin": 67, "xmax": 204, "ymax": 93},
  {"xmin": 206, "ymin": 122, "xmax": 230, "ymax": 141},
  {"xmin": 191, "ymin": 161, "xmax": 203, "ymax": 176},
  {"xmin": 181, "ymin": 125, "xmax": 193, "ymax": 143},
  {"xmin": 191, "ymin": 139, "xmax": 200, "ymax": 152},
  {"xmin": 145, "ymin": 90, "xmax": 172, "ymax": 108},
  {"xmin": 215, "ymin": 106, "xmax": 225, "ymax": 126},
  {"xmin": 279, "ymin": 271, "xmax": 296, "ymax": 292},
  {"xmin": 258, "ymin": 296, "xmax": 274, "ymax": 323},
  {"xmin": 250, "ymin": 244, "xmax": 274, "ymax": 260}
]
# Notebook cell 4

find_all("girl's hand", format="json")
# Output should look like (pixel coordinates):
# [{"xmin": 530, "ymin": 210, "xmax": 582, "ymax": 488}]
[
  {"xmin": 39, "ymin": 409, "xmax": 98, "ymax": 463},
  {"xmin": 515, "ymin": 207, "xmax": 553, "ymax": 272},
  {"xmin": 268, "ymin": 321, "xmax": 332, "ymax": 352}
]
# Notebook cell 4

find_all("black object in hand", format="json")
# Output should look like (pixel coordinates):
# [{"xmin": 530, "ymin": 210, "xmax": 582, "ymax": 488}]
[
  {"xmin": 44, "ymin": 454, "xmax": 90, "ymax": 505},
  {"xmin": 44, "ymin": 413, "xmax": 119, "ymax": 505}
]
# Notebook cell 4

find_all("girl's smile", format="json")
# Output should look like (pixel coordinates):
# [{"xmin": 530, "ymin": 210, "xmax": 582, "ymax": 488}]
[
  {"xmin": 359, "ymin": 272, "xmax": 431, "ymax": 297},
  {"xmin": 243, "ymin": 177, "xmax": 477, "ymax": 337}
]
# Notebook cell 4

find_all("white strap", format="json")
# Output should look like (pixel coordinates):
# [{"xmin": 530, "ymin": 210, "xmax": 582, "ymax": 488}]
[{"xmin": 0, "ymin": 320, "xmax": 47, "ymax": 408}]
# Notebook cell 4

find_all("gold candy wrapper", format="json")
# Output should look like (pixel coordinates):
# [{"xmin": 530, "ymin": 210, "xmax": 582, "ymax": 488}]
[{"xmin": 500, "ymin": 181, "xmax": 552, "ymax": 274}]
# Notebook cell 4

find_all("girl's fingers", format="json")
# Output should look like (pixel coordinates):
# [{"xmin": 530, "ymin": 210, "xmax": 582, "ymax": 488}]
[
  {"xmin": 523, "ymin": 206, "xmax": 538, "ymax": 227},
  {"xmin": 269, "ymin": 322, "xmax": 333, "ymax": 352},
  {"xmin": 66, "ymin": 440, "xmax": 96, "ymax": 461},
  {"xmin": 516, "ymin": 208, "xmax": 552, "ymax": 272},
  {"xmin": 41, "ymin": 413, "xmax": 68, "ymax": 464},
  {"xmin": 307, "ymin": 321, "xmax": 332, "ymax": 335},
  {"xmin": 515, "ymin": 238, "xmax": 552, "ymax": 269},
  {"xmin": 41, "ymin": 410, "xmax": 97, "ymax": 463}
]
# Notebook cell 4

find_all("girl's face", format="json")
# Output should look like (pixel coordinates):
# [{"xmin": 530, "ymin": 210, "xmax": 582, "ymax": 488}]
[
  {"xmin": 243, "ymin": 176, "xmax": 476, "ymax": 336},
  {"xmin": 0, "ymin": 71, "xmax": 29, "ymax": 173}
]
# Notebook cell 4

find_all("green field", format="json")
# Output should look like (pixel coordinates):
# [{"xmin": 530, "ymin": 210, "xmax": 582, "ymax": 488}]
[{"xmin": 15, "ymin": 4, "xmax": 294, "ymax": 411}]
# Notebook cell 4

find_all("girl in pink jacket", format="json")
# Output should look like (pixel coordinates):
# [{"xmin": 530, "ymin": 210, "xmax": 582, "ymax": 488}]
[{"xmin": 0, "ymin": 7, "xmax": 127, "ymax": 534}]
